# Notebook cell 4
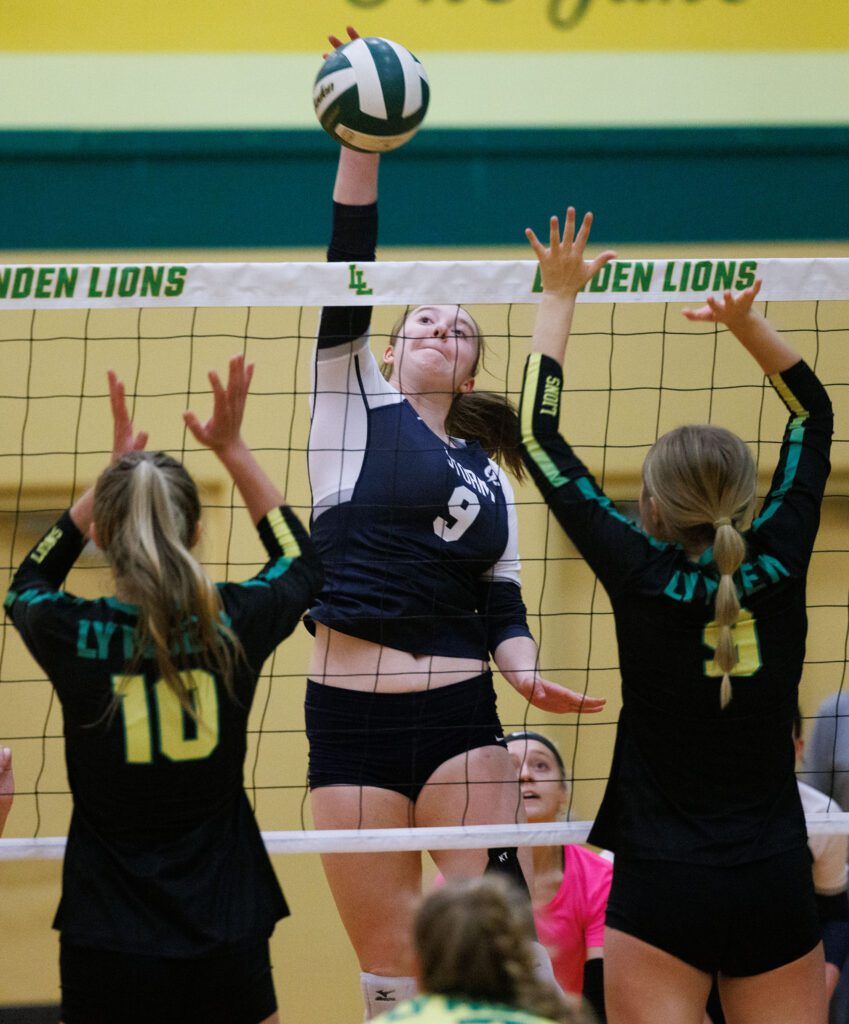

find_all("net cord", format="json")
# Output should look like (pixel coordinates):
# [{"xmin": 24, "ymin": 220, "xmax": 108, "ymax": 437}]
[{"xmin": 2, "ymin": 813, "xmax": 848, "ymax": 860}]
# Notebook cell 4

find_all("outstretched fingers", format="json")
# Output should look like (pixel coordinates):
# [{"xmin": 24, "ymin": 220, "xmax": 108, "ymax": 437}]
[
  {"xmin": 524, "ymin": 226, "xmax": 546, "ymax": 259},
  {"xmin": 326, "ymin": 25, "xmax": 360, "ymax": 55},
  {"xmin": 184, "ymin": 354, "xmax": 254, "ymax": 452},
  {"xmin": 682, "ymin": 278, "xmax": 763, "ymax": 324},
  {"xmin": 527, "ymin": 208, "xmax": 616, "ymax": 295},
  {"xmin": 524, "ymin": 677, "xmax": 607, "ymax": 714},
  {"xmin": 107, "ymin": 370, "xmax": 147, "ymax": 461},
  {"xmin": 587, "ymin": 248, "xmax": 618, "ymax": 279}
]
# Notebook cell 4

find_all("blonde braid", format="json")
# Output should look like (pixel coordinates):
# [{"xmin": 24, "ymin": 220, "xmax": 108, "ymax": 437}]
[{"xmin": 643, "ymin": 424, "xmax": 757, "ymax": 709}]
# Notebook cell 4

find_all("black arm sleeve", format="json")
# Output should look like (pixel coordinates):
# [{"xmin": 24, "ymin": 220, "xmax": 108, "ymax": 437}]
[
  {"xmin": 475, "ymin": 578, "xmax": 532, "ymax": 655},
  {"xmin": 582, "ymin": 956, "xmax": 606, "ymax": 1023},
  {"xmin": 4, "ymin": 510, "xmax": 85, "ymax": 609},
  {"xmin": 518, "ymin": 352, "xmax": 665, "ymax": 596},
  {"xmin": 751, "ymin": 360, "xmax": 833, "ymax": 575},
  {"xmin": 3, "ymin": 510, "xmax": 87, "ymax": 670},
  {"xmin": 318, "ymin": 201, "xmax": 378, "ymax": 349},
  {"xmin": 221, "ymin": 505, "xmax": 324, "ymax": 667}
]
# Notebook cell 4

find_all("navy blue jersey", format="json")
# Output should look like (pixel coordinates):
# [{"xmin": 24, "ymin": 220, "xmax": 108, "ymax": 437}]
[
  {"xmin": 4, "ymin": 506, "xmax": 323, "ymax": 956},
  {"xmin": 309, "ymin": 333, "xmax": 527, "ymax": 659},
  {"xmin": 519, "ymin": 354, "xmax": 832, "ymax": 865}
]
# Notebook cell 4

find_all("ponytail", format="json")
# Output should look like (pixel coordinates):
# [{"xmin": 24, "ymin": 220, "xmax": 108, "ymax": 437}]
[
  {"xmin": 712, "ymin": 517, "xmax": 748, "ymax": 708},
  {"xmin": 447, "ymin": 391, "xmax": 524, "ymax": 479},
  {"xmin": 94, "ymin": 451, "xmax": 238, "ymax": 713},
  {"xmin": 642, "ymin": 425, "xmax": 757, "ymax": 709}
]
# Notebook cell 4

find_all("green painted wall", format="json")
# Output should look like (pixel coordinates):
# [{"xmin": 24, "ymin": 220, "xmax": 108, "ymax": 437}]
[{"xmin": 2, "ymin": 127, "xmax": 848, "ymax": 249}]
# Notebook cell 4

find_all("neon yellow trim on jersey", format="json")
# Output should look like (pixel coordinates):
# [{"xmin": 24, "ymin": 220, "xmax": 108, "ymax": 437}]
[
  {"xmin": 266, "ymin": 507, "xmax": 300, "ymax": 558},
  {"xmin": 769, "ymin": 371, "xmax": 808, "ymax": 419},
  {"xmin": 520, "ymin": 353, "xmax": 569, "ymax": 489}
]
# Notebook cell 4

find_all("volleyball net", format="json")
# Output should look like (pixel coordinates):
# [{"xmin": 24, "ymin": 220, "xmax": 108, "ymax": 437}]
[{"xmin": 0, "ymin": 256, "xmax": 847, "ymax": 859}]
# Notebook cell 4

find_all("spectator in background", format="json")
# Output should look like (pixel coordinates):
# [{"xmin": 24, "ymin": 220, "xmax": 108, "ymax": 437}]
[
  {"xmin": 503, "ymin": 731, "xmax": 610, "ymax": 1022},
  {"xmin": 796, "ymin": 708, "xmax": 849, "ymax": 1014},
  {"xmin": 802, "ymin": 693, "xmax": 849, "ymax": 817}
]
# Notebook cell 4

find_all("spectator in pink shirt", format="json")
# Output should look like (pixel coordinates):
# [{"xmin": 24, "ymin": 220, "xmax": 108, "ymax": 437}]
[{"xmin": 503, "ymin": 731, "xmax": 611, "ymax": 1022}]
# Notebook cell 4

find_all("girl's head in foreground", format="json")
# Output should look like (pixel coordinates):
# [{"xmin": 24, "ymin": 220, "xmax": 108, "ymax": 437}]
[
  {"xmin": 93, "ymin": 450, "xmax": 235, "ymax": 709},
  {"xmin": 415, "ymin": 875, "xmax": 582, "ymax": 1023},
  {"xmin": 503, "ymin": 731, "xmax": 570, "ymax": 825},
  {"xmin": 381, "ymin": 304, "xmax": 524, "ymax": 478},
  {"xmin": 641, "ymin": 424, "xmax": 758, "ymax": 707}
]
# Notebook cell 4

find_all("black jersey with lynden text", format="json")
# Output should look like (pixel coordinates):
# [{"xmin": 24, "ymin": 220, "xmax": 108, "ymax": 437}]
[
  {"xmin": 4, "ymin": 505, "xmax": 322, "ymax": 956},
  {"xmin": 519, "ymin": 354, "xmax": 833, "ymax": 865}
]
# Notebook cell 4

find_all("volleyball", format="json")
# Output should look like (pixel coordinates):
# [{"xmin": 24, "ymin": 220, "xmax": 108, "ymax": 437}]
[{"xmin": 313, "ymin": 36, "xmax": 430, "ymax": 153}]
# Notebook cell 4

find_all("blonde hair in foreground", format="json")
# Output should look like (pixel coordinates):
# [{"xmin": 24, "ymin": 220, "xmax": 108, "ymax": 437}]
[
  {"xmin": 93, "ymin": 451, "xmax": 238, "ymax": 712},
  {"xmin": 642, "ymin": 424, "xmax": 757, "ymax": 708},
  {"xmin": 415, "ymin": 875, "xmax": 583, "ymax": 1023}
]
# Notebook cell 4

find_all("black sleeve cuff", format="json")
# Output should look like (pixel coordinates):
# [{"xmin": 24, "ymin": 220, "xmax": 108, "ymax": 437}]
[
  {"xmin": 257, "ymin": 505, "xmax": 313, "ymax": 561},
  {"xmin": 772, "ymin": 359, "xmax": 832, "ymax": 418},
  {"xmin": 477, "ymin": 579, "xmax": 532, "ymax": 654},
  {"xmin": 326, "ymin": 201, "xmax": 378, "ymax": 263},
  {"xmin": 319, "ymin": 202, "xmax": 378, "ymax": 347}
]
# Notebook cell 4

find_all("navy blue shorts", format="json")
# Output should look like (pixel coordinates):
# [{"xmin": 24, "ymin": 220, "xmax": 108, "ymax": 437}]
[
  {"xmin": 606, "ymin": 847, "xmax": 822, "ymax": 976},
  {"xmin": 305, "ymin": 671, "xmax": 504, "ymax": 802},
  {"xmin": 60, "ymin": 936, "xmax": 276, "ymax": 1024}
]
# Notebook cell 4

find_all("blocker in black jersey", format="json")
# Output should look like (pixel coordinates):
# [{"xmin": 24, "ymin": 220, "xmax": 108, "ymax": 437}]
[
  {"xmin": 520, "ymin": 353, "xmax": 833, "ymax": 866},
  {"xmin": 5, "ymin": 503, "xmax": 321, "ymax": 958}
]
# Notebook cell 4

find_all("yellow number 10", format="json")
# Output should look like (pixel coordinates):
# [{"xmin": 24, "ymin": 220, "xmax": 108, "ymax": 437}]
[
  {"xmin": 112, "ymin": 670, "xmax": 220, "ymax": 764},
  {"xmin": 702, "ymin": 608, "xmax": 763, "ymax": 679}
]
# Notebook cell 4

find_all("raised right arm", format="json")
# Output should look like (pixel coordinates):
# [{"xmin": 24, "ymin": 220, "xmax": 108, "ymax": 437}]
[
  {"xmin": 519, "ymin": 212, "xmax": 656, "ymax": 594},
  {"xmin": 317, "ymin": 148, "xmax": 380, "ymax": 352}
]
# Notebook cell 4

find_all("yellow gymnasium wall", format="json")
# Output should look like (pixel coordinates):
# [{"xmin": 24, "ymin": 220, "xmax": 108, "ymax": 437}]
[{"xmin": 0, "ymin": 0, "xmax": 847, "ymax": 131}]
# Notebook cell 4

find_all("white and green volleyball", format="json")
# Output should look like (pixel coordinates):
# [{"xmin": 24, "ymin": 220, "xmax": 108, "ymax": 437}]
[{"xmin": 313, "ymin": 37, "xmax": 430, "ymax": 153}]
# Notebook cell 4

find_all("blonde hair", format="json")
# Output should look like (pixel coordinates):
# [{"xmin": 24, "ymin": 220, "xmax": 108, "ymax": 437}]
[
  {"xmin": 381, "ymin": 308, "xmax": 524, "ymax": 479},
  {"xmin": 93, "ymin": 451, "xmax": 238, "ymax": 712},
  {"xmin": 643, "ymin": 424, "xmax": 757, "ymax": 708},
  {"xmin": 414, "ymin": 876, "xmax": 581, "ymax": 1023}
]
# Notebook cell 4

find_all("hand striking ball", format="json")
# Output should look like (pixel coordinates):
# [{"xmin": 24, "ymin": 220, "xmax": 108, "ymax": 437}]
[{"xmin": 313, "ymin": 36, "xmax": 430, "ymax": 153}]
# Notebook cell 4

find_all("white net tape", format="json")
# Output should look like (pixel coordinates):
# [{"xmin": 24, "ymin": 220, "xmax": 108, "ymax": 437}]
[{"xmin": 0, "ymin": 256, "xmax": 848, "ymax": 310}]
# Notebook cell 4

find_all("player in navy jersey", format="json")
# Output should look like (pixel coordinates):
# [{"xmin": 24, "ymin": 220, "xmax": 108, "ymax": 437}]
[
  {"xmin": 4, "ymin": 357, "xmax": 322, "ymax": 1024},
  {"xmin": 518, "ymin": 210, "xmax": 832, "ymax": 1023},
  {"xmin": 305, "ymin": 28, "xmax": 604, "ymax": 1020}
]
